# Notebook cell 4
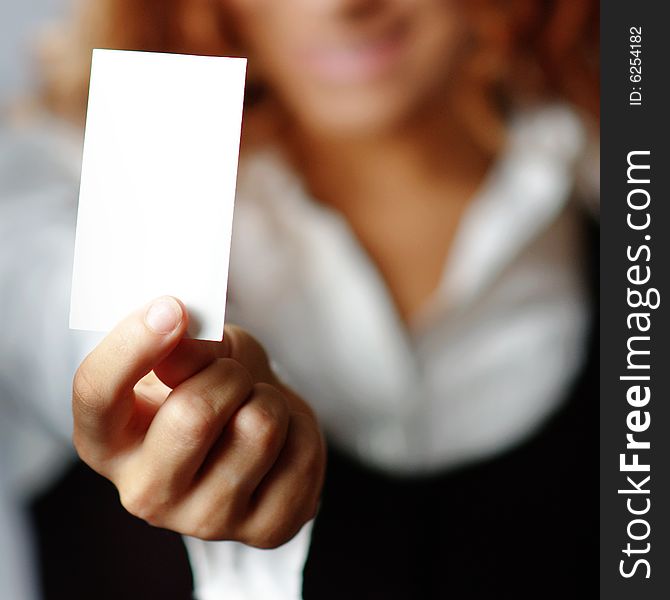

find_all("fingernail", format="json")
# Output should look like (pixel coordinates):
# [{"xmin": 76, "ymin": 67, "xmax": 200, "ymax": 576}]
[{"xmin": 145, "ymin": 297, "xmax": 182, "ymax": 334}]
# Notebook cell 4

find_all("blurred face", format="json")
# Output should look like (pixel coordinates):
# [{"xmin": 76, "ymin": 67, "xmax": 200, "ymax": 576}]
[{"xmin": 225, "ymin": 0, "xmax": 465, "ymax": 137}]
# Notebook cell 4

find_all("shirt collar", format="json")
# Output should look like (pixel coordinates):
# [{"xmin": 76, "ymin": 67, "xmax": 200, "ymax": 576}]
[{"xmin": 421, "ymin": 104, "xmax": 588, "ymax": 321}]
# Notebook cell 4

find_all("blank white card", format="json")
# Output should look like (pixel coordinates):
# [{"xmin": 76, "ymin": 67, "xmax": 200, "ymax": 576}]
[{"xmin": 70, "ymin": 49, "xmax": 247, "ymax": 341}]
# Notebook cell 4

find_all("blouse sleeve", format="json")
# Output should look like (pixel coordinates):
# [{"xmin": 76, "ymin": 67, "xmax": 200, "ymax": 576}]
[
  {"xmin": 0, "ymin": 127, "xmax": 101, "ymax": 494},
  {"xmin": 183, "ymin": 520, "xmax": 314, "ymax": 600},
  {"xmin": 0, "ymin": 126, "xmax": 99, "ymax": 600}
]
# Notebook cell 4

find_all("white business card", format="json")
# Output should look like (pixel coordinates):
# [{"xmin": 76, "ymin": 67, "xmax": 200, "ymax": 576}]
[{"xmin": 70, "ymin": 49, "xmax": 247, "ymax": 341}]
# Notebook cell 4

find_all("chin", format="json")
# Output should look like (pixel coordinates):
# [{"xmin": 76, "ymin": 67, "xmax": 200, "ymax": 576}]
[{"xmin": 284, "ymin": 84, "xmax": 428, "ymax": 139}]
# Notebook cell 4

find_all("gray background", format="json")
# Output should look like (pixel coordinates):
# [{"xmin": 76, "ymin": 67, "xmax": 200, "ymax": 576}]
[{"xmin": 1, "ymin": 0, "xmax": 65, "ymax": 109}]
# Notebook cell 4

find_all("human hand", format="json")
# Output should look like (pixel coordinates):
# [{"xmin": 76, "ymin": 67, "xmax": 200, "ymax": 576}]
[{"xmin": 72, "ymin": 296, "xmax": 325, "ymax": 548}]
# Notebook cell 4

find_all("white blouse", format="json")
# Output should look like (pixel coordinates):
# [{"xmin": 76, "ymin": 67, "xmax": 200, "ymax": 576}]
[{"xmin": 0, "ymin": 104, "xmax": 595, "ymax": 600}]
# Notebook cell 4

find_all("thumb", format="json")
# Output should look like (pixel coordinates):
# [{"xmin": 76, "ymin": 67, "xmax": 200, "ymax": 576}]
[{"xmin": 73, "ymin": 296, "xmax": 188, "ymax": 445}]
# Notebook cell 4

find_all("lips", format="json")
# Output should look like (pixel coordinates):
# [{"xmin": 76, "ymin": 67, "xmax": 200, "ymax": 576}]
[{"xmin": 297, "ymin": 22, "xmax": 409, "ymax": 85}]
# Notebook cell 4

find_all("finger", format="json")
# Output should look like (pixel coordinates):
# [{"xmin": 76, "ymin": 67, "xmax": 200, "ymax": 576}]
[
  {"xmin": 240, "ymin": 413, "xmax": 325, "ymax": 548},
  {"xmin": 73, "ymin": 296, "xmax": 187, "ymax": 448},
  {"xmin": 154, "ymin": 324, "xmax": 273, "ymax": 389},
  {"xmin": 201, "ymin": 383, "xmax": 289, "ymax": 490},
  {"xmin": 178, "ymin": 383, "xmax": 290, "ymax": 536},
  {"xmin": 137, "ymin": 358, "xmax": 255, "ymax": 494}
]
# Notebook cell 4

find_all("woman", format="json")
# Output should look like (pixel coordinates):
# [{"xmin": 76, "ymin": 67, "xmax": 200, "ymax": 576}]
[{"xmin": 5, "ymin": 0, "xmax": 599, "ymax": 598}]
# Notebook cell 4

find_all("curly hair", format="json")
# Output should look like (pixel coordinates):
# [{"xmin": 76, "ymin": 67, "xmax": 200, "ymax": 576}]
[{"xmin": 38, "ymin": 0, "xmax": 598, "ymax": 149}]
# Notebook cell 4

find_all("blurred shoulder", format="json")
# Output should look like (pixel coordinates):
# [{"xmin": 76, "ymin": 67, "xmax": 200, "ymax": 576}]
[{"xmin": 509, "ymin": 103, "xmax": 600, "ymax": 215}]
